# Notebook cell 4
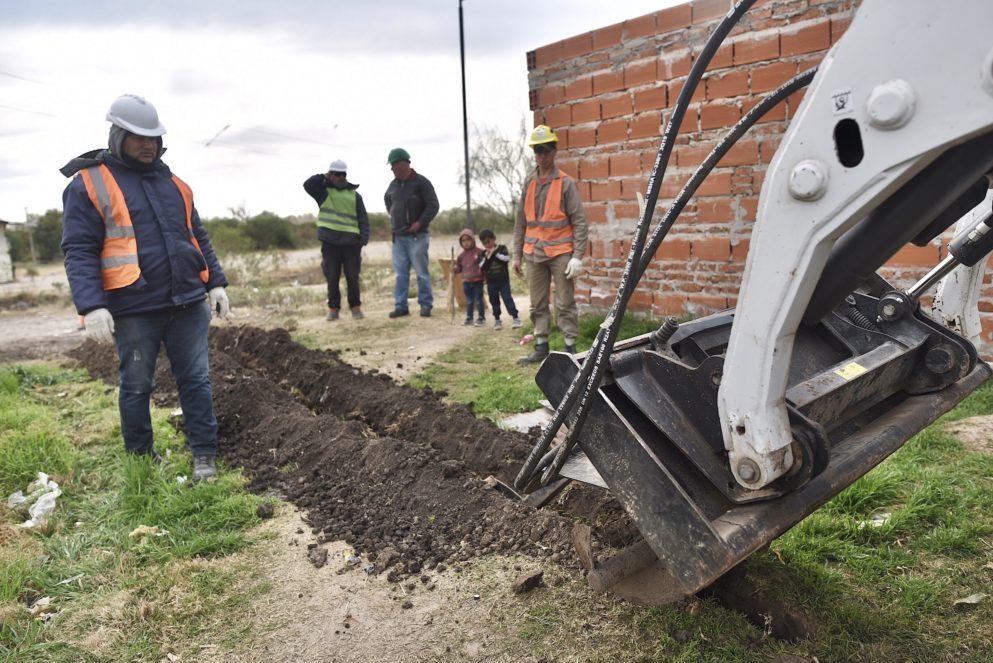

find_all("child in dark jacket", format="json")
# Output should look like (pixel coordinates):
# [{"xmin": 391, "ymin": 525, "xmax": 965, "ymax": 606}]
[
  {"xmin": 479, "ymin": 229, "xmax": 521, "ymax": 330},
  {"xmin": 453, "ymin": 228, "xmax": 486, "ymax": 326}
]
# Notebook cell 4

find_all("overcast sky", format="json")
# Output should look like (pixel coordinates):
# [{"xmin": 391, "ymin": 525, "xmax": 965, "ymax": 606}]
[{"xmin": 0, "ymin": 0, "xmax": 682, "ymax": 224}]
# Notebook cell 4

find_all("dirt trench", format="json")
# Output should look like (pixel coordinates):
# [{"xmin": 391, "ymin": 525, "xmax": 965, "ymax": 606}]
[{"xmin": 69, "ymin": 326, "xmax": 604, "ymax": 580}]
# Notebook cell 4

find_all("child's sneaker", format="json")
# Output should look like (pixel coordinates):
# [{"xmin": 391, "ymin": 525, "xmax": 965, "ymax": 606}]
[
  {"xmin": 474, "ymin": 318, "xmax": 485, "ymax": 327},
  {"xmin": 463, "ymin": 318, "xmax": 472, "ymax": 326},
  {"xmin": 493, "ymin": 319, "xmax": 503, "ymax": 330},
  {"xmin": 511, "ymin": 317, "xmax": 523, "ymax": 329}
]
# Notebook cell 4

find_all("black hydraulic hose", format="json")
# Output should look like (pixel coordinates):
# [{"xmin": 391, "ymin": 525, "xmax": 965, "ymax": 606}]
[
  {"xmin": 514, "ymin": 0, "xmax": 758, "ymax": 491},
  {"xmin": 636, "ymin": 67, "xmax": 818, "ymax": 278},
  {"xmin": 540, "ymin": 66, "xmax": 820, "ymax": 483}
]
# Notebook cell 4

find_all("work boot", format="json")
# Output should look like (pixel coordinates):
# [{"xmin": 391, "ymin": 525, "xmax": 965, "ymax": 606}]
[
  {"xmin": 351, "ymin": 307, "xmax": 364, "ymax": 320},
  {"xmin": 192, "ymin": 455, "xmax": 217, "ymax": 482},
  {"xmin": 420, "ymin": 307, "xmax": 432, "ymax": 317},
  {"xmin": 326, "ymin": 308, "xmax": 340, "ymax": 321},
  {"xmin": 388, "ymin": 309, "xmax": 409, "ymax": 319},
  {"xmin": 517, "ymin": 342, "xmax": 549, "ymax": 365}
]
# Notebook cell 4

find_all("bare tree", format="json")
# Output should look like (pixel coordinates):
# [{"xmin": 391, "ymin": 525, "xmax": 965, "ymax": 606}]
[{"xmin": 458, "ymin": 118, "xmax": 531, "ymax": 222}]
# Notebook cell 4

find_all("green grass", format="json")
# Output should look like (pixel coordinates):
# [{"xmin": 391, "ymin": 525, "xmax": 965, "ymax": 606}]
[
  {"xmin": 0, "ymin": 364, "xmax": 274, "ymax": 662},
  {"xmin": 409, "ymin": 312, "xmax": 666, "ymax": 419}
]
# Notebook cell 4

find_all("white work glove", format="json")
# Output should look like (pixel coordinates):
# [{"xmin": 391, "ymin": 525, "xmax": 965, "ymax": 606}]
[
  {"xmin": 208, "ymin": 287, "xmax": 230, "ymax": 318},
  {"xmin": 83, "ymin": 308, "xmax": 115, "ymax": 344},
  {"xmin": 564, "ymin": 257, "xmax": 584, "ymax": 280}
]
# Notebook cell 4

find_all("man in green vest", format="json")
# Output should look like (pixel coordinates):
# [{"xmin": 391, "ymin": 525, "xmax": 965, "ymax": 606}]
[{"xmin": 304, "ymin": 159, "xmax": 370, "ymax": 320}]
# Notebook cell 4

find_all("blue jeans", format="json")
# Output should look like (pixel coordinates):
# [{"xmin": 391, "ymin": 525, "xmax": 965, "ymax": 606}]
[
  {"xmin": 463, "ymin": 280, "xmax": 485, "ymax": 320},
  {"xmin": 114, "ymin": 300, "xmax": 217, "ymax": 457},
  {"xmin": 392, "ymin": 232, "xmax": 432, "ymax": 311},
  {"xmin": 486, "ymin": 279, "xmax": 519, "ymax": 320}
]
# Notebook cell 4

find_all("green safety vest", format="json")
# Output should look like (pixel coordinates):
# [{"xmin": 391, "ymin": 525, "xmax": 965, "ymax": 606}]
[{"xmin": 317, "ymin": 188, "xmax": 359, "ymax": 235}]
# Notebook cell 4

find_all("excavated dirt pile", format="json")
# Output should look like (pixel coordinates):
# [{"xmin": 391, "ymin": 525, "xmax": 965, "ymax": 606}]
[{"xmin": 68, "ymin": 326, "xmax": 595, "ymax": 580}]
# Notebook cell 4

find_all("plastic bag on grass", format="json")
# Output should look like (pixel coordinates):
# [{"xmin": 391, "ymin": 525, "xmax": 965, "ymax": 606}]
[{"xmin": 7, "ymin": 472, "xmax": 62, "ymax": 528}]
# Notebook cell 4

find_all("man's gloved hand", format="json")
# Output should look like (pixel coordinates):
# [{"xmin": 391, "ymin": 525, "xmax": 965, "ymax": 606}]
[
  {"xmin": 208, "ymin": 287, "xmax": 230, "ymax": 318},
  {"xmin": 83, "ymin": 308, "xmax": 115, "ymax": 344},
  {"xmin": 564, "ymin": 257, "xmax": 584, "ymax": 280}
]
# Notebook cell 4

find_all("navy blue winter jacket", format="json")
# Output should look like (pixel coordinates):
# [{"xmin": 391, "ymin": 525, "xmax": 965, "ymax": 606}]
[{"xmin": 60, "ymin": 150, "xmax": 227, "ymax": 317}]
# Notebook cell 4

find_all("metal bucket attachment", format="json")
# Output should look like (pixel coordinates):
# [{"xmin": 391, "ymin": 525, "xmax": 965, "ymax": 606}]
[{"xmin": 534, "ymin": 279, "xmax": 991, "ymax": 602}]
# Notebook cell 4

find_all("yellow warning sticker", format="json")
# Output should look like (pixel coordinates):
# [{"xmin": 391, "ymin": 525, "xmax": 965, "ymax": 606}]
[{"xmin": 835, "ymin": 362, "xmax": 867, "ymax": 380}]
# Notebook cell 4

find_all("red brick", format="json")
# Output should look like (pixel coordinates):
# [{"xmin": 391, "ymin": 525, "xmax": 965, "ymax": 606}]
[
  {"xmin": 669, "ymin": 78, "xmax": 706, "ymax": 104},
  {"xmin": 624, "ymin": 12, "xmax": 656, "ymax": 40},
  {"xmin": 657, "ymin": 4, "xmax": 692, "ymax": 34},
  {"xmin": 692, "ymin": 0, "xmax": 732, "ymax": 25},
  {"xmin": 537, "ymin": 84, "xmax": 565, "ymax": 107},
  {"xmin": 569, "ymin": 126, "xmax": 596, "ymax": 148},
  {"xmin": 579, "ymin": 156, "xmax": 609, "ymax": 180},
  {"xmin": 758, "ymin": 136, "xmax": 781, "ymax": 164},
  {"xmin": 690, "ymin": 294, "xmax": 730, "ymax": 310},
  {"xmin": 590, "ymin": 180, "xmax": 621, "ymax": 200},
  {"xmin": 597, "ymin": 118, "xmax": 628, "ymax": 144},
  {"xmin": 586, "ymin": 204, "xmax": 607, "ymax": 224},
  {"xmin": 592, "ymin": 23, "xmax": 623, "ymax": 50},
  {"xmin": 625, "ymin": 59, "xmax": 658, "ymax": 88},
  {"xmin": 890, "ymin": 243, "xmax": 940, "ymax": 267},
  {"xmin": 707, "ymin": 43, "xmax": 734, "ymax": 71},
  {"xmin": 628, "ymin": 290, "xmax": 654, "ymax": 311},
  {"xmin": 620, "ymin": 178, "xmax": 648, "ymax": 199},
  {"xmin": 700, "ymin": 102, "xmax": 740, "ymax": 130},
  {"xmin": 634, "ymin": 86, "xmax": 668, "ymax": 112},
  {"xmin": 781, "ymin": 21, "xmax": 831, "ymax": 56},
  {"xmin": 751, "ymin": 61, "xmax": 797, "ymax": 94},
  {"xmin": 691, "ymin": 236, "xmax": 731, "ymax": 261},
  {"xmin": 543, "ymin": 105, "xmax": 571, "ymax": 129},
  {"xmin": 696, "ymin": 170, "xmax": 732, "ymax": 196},
  {"xmin": 675, "ymin": 140, "xmax": 716, "ymax": 169},
  {"xmin": 730, "ymin": 238, "xmax": 750, "ymax": 262},
  {"xmin": 630, "ymin": 113, "xmax": 662, "ymax": 140},
  {"xmin": 601, "ymin": 94, "xmax": 632, "ymax": 120},
  {"xmin": 706, "ymin": 69, "xmax": 749, "ymax": 99},
  {"xmin": 831, "ymin": 16, "xmax": 853, "ymax": 45},
  {"xmin": 661, "ymin": 53, "xmax": 692, "ymax": 80},
  {"xmin": 533, "ymin": 41, "xmax": 563, "ymax": 68},
  {"xmin": 657, "ymin": 294, "xmax": 688, "ymax": 314},
  {"xmin": 733, "ymin": 33, "xmax": 780, "ymax": 65},
  {"xmin": 738, "ymin": 196, "xmax": 758, "ymax": 220},
  {"xmin": 562, "ymin": 33, "xmax": 593, "ymax": 60},
  {"xmin": 590, "ymin": 239, "xmax": 606, "ymax": 258},
  {"xmin": 564, "ymin": 77, "xmax": 592, "ymax": 101},
  {"xmin": 655, "ymin": 238, "xmax": 691, "ymax": 261},
  {"xmin": 697, "ymin": 199, "xmax": 734, "ymax": 222},
  {"xmin": 571, "ymin": 100, "xmax": 600, "ymax": 124},
  {"xmin": 718, "ymin": 140, "xmax": 759, "ymax": 167},
  {"xmin": 609, "ymin": 153, "xmax": 642, "ymax": 178},
  {"xmin": 593, "ymin": 69, "xmax": 625, "ymax": 95}
]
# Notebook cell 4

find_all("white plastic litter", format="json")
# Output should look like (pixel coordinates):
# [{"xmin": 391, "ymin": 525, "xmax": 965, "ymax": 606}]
[{"xmin": 7, "ymin": 472, "xmax": 62, "ymax": 528}]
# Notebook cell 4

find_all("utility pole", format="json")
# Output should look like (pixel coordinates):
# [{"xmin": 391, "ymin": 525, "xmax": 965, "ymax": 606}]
[{"xmin": 459, "ymin": 0, "xmax": 473, "ymax": 229}]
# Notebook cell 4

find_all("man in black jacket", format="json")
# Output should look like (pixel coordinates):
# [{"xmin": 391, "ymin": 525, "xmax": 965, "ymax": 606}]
[
  {"xmin": 384, "ymin": 148, "xmax": 439, "ymax": 318},
  {"xmin": 304, "ymin": 159, "xmax": 370, "ymax": 320}
]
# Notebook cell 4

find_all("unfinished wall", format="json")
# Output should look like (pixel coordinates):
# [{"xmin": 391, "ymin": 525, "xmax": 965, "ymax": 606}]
[{"xmin": 525, "ymin": 0, "xmax": 993, "ymax": 344}]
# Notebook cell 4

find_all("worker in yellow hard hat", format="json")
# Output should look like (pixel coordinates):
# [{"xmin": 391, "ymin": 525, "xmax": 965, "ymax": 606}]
[{"xmin": 513, "ymin": 125, "xmax": 589, "ymax": 365}]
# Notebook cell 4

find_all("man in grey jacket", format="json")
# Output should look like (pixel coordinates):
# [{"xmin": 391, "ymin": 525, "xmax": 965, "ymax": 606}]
[{"xmin": 384, "ymin": 148, "xmax": 439, "ymax": 318}]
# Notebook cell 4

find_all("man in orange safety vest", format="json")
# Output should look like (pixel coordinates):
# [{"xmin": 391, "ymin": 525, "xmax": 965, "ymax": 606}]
[{"xmin": 512, "ymin": 125, "xmax": 589, "ymax": 365}]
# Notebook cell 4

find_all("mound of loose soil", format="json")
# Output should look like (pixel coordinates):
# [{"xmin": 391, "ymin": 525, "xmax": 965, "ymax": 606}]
[{"xmin": 68, "ymin": 326, "xmax": 588, "ymax": 579}]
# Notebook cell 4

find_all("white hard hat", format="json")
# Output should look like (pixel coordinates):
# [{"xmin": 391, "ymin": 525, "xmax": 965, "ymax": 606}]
[
  {"xmin": 106, "ymin": 94, "xmax": 166, "ymax": 136},
  {"xmin": 328, "ymin": 159, "xmax": 348, "ymax": 173}
]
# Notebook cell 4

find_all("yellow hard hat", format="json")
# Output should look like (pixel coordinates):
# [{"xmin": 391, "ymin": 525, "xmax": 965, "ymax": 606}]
[{"xmin": 528, "ymin": 124, "xmax": 558, "ymax": 146}]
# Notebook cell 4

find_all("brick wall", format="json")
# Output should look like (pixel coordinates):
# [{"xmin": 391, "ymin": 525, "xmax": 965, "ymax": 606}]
[{"xmin": 525, "ymin": 0, "xmax": 993, "ymax": 346}]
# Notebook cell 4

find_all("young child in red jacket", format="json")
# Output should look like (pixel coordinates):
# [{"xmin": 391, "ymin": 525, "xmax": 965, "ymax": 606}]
[{"xmin": 452, "ymin": 228, "xmax": 486, "ymax": 326}]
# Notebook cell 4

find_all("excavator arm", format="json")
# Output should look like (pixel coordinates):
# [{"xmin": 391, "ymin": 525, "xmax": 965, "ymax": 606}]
[{"xmin": 524, "ymin": 0, "xmax": 993, "ymax": 603}]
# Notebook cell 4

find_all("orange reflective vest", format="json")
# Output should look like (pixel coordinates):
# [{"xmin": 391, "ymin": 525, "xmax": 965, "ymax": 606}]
[
  {"xmin": 78, "ymin": 164, "xmax": 209, "ymax": 290},
  {"xmin": 523, "ymin": 170, "xmax": 574, "ymax": 258}
]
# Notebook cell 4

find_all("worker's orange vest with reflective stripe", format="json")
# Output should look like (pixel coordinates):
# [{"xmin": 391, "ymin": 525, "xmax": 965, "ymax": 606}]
[
  {"xmin": 523, "ymin": 170, "xmax": 574, "ymax": 258},
  {"xmin": 78, "ymin": 164, "xmax": 209, "ymax": 290}
]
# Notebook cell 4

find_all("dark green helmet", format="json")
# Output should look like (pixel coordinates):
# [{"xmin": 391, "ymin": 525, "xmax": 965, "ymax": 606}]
[{"xmin": 387, "ymin": 147, "xmax": 411, "ymax": 164}]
